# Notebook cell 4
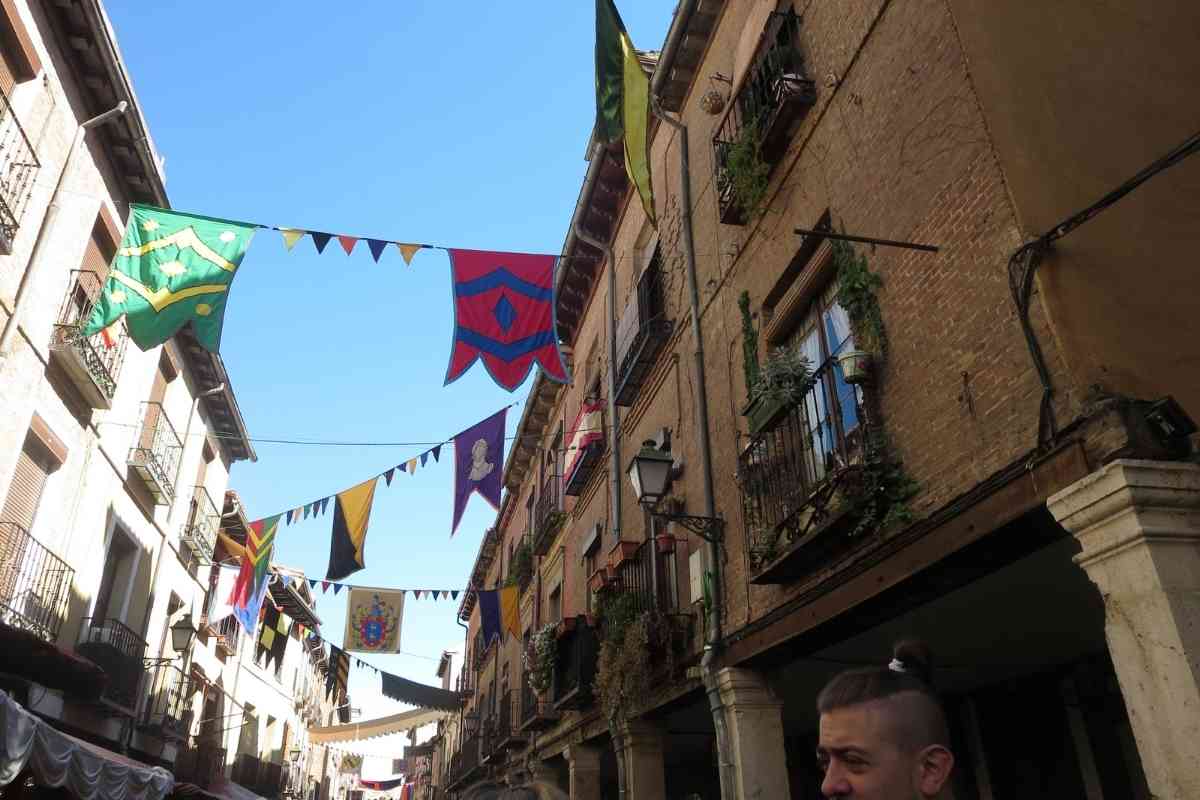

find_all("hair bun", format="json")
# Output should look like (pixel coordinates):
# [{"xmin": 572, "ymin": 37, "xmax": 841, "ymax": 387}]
[{"xmin": 892, "ymin": 639, "xmax": 934, "ymax": 684}]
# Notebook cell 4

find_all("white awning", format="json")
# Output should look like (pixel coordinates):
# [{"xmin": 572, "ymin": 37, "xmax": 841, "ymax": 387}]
[
  {"xmin": 307, "ymin": 707, "xmax": 449, "ymax": 743},
  {"xmin": 0, "ymin": 692, "xmax": 174, "ymax": 800}
]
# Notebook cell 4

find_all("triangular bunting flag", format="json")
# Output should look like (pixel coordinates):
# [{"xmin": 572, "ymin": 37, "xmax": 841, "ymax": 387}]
[
  {"xmin": 414, "ymin": 590, "xmax": 423, "ymax": 600},
  {"xmin": 281, "ymin": 228, "xmax": 305, "ymax": 251},
  {"xmin": 407, "ymin": 458, "xmax": 417, "ymax": 474},
  {"xmin": 384, "ymin": 468, "xmax": 395, "ymax": 486},
  {"xmin": 333, "ymin": 583, "xmax": 343, "ymax": 595},
  {"xmin": 286, "ymin": 509, "xmax": 294, "ymax": 525},
  {"xmin": 397, "ymin": 243, "xmax": 421, "ymax": 265},
  {"xmin": 431, "ymin": 591, "xmax": 439, "ymax": 601},
  {"xmin": 420, "ymin": 452, "xmax": 428, "ymax": 467},
  {"xmin": 322, "ymin": 497, "xmax": 332, "ymax": 514},
  {"xmin": 451, "ymin": 590, "xmax": 459, "ymax": 600},
  {"xmin": 308, "ymin": 578, "xmax": 318, "ymax": 590},
  {"xmin": 304, "ymin": 504, "xmax": 312, "ymax": 520},
  {"xmin": 337, "ymin": 235, "xmax": 358, "ymax": 255},
  {"xmin": 294, "ymin": 506, "xmax": 303, "ymax": 521},
  {"xmin": 432, "ymin": 445, "xmax": 442, "ymax": 463},
  {"xmin": 366, "ymin": 239, "xmax": 388, "ymax": 262},
  {"xmin": 321, "ymin": 580, "xmax": 330, "ymax": 593},
  {"xmin": 310, "ymin": 232, "xmax": 333, "ymax": 253}
]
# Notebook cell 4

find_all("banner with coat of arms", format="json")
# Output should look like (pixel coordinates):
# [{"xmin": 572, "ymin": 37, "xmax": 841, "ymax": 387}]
[{"xmin": 344, "ymin": 587, "xmax": 405, "ymax": 654}]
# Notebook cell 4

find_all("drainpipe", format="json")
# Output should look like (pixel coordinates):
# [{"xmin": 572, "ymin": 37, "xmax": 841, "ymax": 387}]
[
  {"xmin": 0, "ymin": 101, "xmax": 128, "ymax": 356},
  {"xmin": 573, "ymin": 203, "xmax": 621, "ymax": 549},
  {"xmin": 652, "ymin": 96, "xmax": 736, "ymax": 800}
]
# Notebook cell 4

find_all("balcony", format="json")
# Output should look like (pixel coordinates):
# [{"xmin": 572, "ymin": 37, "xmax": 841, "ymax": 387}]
[
  {"xmin": 181, "ymin": 486, "xmax": 220, "ymax": 566},
  {"xmin": 713, "ymin": 10, "xmax": 816, "ymax": 224},
  {"xmin": 611, "ymin": 540, "xmax": 679, "ymax": 616},
  {"xmin": 494, "ymin": 691, "xmax": 525, "ymax": 750},
  {"xmin": 530, "ymin": 475, "xmax": 566, "ymax": 556},
  {"xmin": 562, "ymin": 400, "xmax": 604, "ymax": 497},
  {"xmin": 49, "ymin": 271, "xmax": 129, "ymax": 410},
  {"xmin": 173, "ymin": 743, "xmax": 225, "ymax": 789},
  {"xmin": 518, "ymin": 677, "xmax": 558, "ymax": 732},
  {"xmin": 140, "ymin": 663, "xmax": 193, "ymax": 742},
  {"xmin": 0, "ymin": 86, "xmax": 40, "ymax": 254},
  {"xmin": 455, "ymin": 733, "xmax": 482, "ymax": 786},
  {"xmin": 614, "ymin": 254, "xmax": 673, "ymax": 407},
  {"xmin": 738, "ymin": 358, "xmax": 865, "ymax": 584},
  {"xmin": 232, "ymin": 754, "xmax": 285, "ymax": 797},
  {"xmin": 76, "ymin": 617, "xmax": 148, "ymax": 713},
  {"xmin": 551, "ymin": 616, "xmax": 599, "ymax": 711},
  {"xmin": 215, "ymin": 615, "xmax": 240, "ymax": 657},
  {"xmin": 128, "ymin": 401, "xmax": 183, "ymax": 505},
  {"xmin": 0, "ymin": 521, "xmax": 74, "ymax": 642}
]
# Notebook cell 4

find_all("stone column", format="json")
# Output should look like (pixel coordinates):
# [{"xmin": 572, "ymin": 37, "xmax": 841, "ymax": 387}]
[
  {"xmin": 618, "ymin": 719, "xmax": 666, "ymax": 800},
  {"xmin": 716, "ymin": 667, "xmax": 791, "ymax": 799},
  {"xmin": 566, "ymin": 743, "xmax": 602, "ymax": 800},
  {"xmin": 1047, "ymin": 458, "xmax": 1200, "ymax": 800},
  {"xmin": 527, "ymin": 758, "xmax": 562, "ymax": 794}
]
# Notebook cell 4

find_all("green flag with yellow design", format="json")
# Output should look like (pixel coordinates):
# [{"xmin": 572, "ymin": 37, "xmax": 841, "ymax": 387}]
[
  {"xmin": 82, "ymin": 204, "xmax": 256, "ymax": 352},
  {"xmin": 595, "ymin": 0, "xmax": 655, "ymax": 226}
]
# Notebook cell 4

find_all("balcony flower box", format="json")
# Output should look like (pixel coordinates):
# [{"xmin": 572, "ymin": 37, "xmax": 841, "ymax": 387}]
[
  {"xmin": 587, "ymin": 569, "xmax": 608, "ymax": 594},
  {"xmin": 742, "ymin": 392, "xmax": 791, "ymax": 436},
  {"xmin": 607, "ymin": 540, "xmax": 640, "ymax": 570},
  {"xmin": 655, "ymin": 533, "xmax": 677, "ymax": 554}
]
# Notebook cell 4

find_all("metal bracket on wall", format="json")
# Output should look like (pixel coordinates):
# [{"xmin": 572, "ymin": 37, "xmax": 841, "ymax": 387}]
[{"xmin": 794, "ymin": 227, "xmax": 940, "ymax": 253}]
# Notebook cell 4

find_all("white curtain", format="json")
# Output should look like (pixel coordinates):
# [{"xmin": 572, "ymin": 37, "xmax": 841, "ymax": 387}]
[{"xmin": 0, "ymin": 692, "xmax": 174, "ymax": 800}]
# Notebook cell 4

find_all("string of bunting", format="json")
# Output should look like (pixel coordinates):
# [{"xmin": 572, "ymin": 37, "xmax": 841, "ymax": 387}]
[{"xmin": 261, "ymin": 569, "xmax": 461, "ymax": 601}]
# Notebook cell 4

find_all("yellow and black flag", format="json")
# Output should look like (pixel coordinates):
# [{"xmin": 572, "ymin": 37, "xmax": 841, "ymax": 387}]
[
  {"xmin": 595, "ymin": 0, "xmax": 655, "ymax": 225},
  {"xmin": 326, "ymin": 477, "xmax": 379, "ymax": 581}
]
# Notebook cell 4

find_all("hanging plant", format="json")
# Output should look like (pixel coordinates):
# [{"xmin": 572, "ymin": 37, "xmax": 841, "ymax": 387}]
[
  {"xmin": 506, "ymin": 538, "xmax": 533, "ymax": 590},
  {"xmin": 524, "ymin": 623, "xmax": 557, "ymax": 695},
  {"xmin": 739, "ymin": 291, "xmax": 760, "ymax": 405},
  {"xmin": 832, "ymin": 239, "xmax": 887, "ymax": 356},
  {"xmin": 593, "ymin": 609, "xmax": 682, "ymax": 721},
  {"xmin": 723, "ymin": 120, "xmax": 770, "ymax": 219},
  {"xmin": 593, "ymin": 587, "xmax": 639, "ymax": 646},
  {"xmin": 841, "ymin": 430, "xmax": 920, "ymax": 537}
]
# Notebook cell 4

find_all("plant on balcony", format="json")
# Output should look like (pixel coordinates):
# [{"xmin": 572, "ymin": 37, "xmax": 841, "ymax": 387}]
[
  {"xmin": 744, "ymin": 343, "xmax": 813, "ymax": 435},
  {"xmin": 594, "ymin": 587, "xmax": 639, "ymax": 646},
  {"xmin": 594, "ymin": 608, "xmax": 684, "ymax": 722},
  {"xmin": 523, "ymin": 623, "xmax": 557, "ymax": 695},
  {"xmin": 722, "ymin": 119, "xmax": 770, "ymax": 220},
  {"xmin": 841, "ymin": 429, "xmax": 920, "ymax": 538},
  {"xmin": 739, "ymin": 291, "xmax": 760, "ymax": 406},
  {"xmin": 505, "ymin": 539, "xmax": 533, "ymax": 591}
]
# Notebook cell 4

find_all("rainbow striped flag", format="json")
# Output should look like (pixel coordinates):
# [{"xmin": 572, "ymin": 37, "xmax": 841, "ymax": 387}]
[{"xmin": 230, "ymin": 514, "xmax": 279, "ymax": 635}]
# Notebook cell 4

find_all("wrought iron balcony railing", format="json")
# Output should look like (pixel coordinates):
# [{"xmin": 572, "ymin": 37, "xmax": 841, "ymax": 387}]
[
  {"xmin": 712, "ymin": 10, "xmax": 816, "ymax": 224},
  {"xmin": 611, "ymin": 540, "xmax": 679, "ymax": 616},
  {"xmin": 738, "ymin": 357, "xmax": 864, "ymax": 579},
  {"xmin": 531, "ymin": 474, "xmax": 566, "ymax": 556},
  {"xmin": 173, "ymin": 743, "xmax": 225, "ymax": 789},
  {"xmin": 141, "ymin": 663, "xmax": 193, "ymax": 742},
  {"xmin": 77, "ymin": 617, "xmax": 148, "ymax": 712},
  {"xmin": 181, "ymin": 485, "xmax": 220, "ymax": 566},
  {"xmin": 128, "ymin": 401, "xmax": 183, "ymax": 505},
  {"xmin": 50, "ymin": 270, "xmax": 129, "ymax": 409},
  {"xmin": 614, "ymin": 254, "xmax": 673, "ymax": 406},
  {"xmin": 551, "ymin": 617, "xmax": 598, "ymax": 711},
  {"xmin": 215, "ymin": 614, "xmax": 240, "ymax": 656},
  {"xmin": 0, "ymin": 86, "xmax": 40, "ymax": 253},
  {"xmin": 0, "ymin": 521, "xmax": 74, "ymax": 642}
]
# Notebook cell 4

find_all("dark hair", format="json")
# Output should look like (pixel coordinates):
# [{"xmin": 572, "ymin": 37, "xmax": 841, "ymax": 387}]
[{"xmin": 816, "ymin": 640, "xmax": 949, "ymax": 749}]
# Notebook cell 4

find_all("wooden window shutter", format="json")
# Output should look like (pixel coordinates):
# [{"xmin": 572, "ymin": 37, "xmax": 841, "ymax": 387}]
[
  {"xmin": 1, "ymin": 434, "xmax": 55, "ymax": 532},
  {"xmin": 0, "ymin": 0, "xmax": 39, "ymax": 96}
]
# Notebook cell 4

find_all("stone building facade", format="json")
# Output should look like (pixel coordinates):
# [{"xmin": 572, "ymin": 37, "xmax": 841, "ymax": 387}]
[{"xmin": 439, "ymin": 1, "xmax": 1200, "ymax": 799}]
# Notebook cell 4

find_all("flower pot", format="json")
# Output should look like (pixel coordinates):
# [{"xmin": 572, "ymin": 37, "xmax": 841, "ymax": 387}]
[
  {"xmin": 655, "ymin": 534, "xmax": 676, "ymax": 554},
  {"xmin": 587, "ymin": 569, "xmax": 607, "ymax": 594},
  {"xmin": 608, "ymin": 540, "xmax": 640, "ymax": 569},
  {"xmin": 836, "ymin": 349, "xmax": 872, "ymax": 384},
  {"xmin": 743, "ymin": 392, "xmax": 791, "ymax": 436}
]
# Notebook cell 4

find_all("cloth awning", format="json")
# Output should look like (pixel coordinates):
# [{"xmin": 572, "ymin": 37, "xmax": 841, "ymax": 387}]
[
  {"xmin": 379, "ymin": 672, "xmax": 461, "ymax": 711},
  {"xmin": 0, "ymin": 692, "xmax": 173, "ymax": 800},
  {"xmin": 307, "ymin": 707, "xmax": 448, "ymax": 744}
]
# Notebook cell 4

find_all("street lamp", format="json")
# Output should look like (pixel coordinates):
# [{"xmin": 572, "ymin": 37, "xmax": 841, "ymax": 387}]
[
  {"xmin": 170, "ymin": 613, "xmax": 197, "ymax": 655},
  {"xmin": 626, "ymin": 440, "xmax": 725, "ymax": 543}
]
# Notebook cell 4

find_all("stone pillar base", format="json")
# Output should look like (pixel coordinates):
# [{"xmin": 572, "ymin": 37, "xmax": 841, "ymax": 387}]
[
  {"xmin": 716, "ymin": 667, "xmax": 791, "ymax": 800},
  {"xmin": 618, "ymin": 719, "xmax": 666, "ymax": 800},
  {"xmin": 1048, "ymin": 458, "xmax": 1200, "ymax": 800}
]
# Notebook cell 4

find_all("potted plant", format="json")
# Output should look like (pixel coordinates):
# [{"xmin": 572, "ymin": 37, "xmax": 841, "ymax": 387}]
[
  {"xmin": 743, "ymin": 344, "xmax": 813, "ymax": 435},
  {"xmin": 654, "ymin": 532, "xmax": 676, "ymax": 554},
  {"xmin": 525, "ymin": 623, "xmax": 557, "ymax": 696},
  {"xmin": 836, "ymin": 348, "xmax": 872, "ymax": 384}
]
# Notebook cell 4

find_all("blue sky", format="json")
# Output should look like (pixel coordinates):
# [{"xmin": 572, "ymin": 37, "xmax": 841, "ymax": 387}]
[{"xmin": 108, "ymin": 0, "xmax": 679, "ymax": 749}]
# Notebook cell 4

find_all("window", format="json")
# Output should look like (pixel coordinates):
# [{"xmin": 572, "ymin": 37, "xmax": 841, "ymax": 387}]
[
  {"xmin": 548, "ymin": 585, "xmax": 561, "ymax": 624},
  {"xmin": 0, "ymin": 430, "xmax": 57, "ymax": 533},
  {"xmin": 524, "ymin": 491, "xmax": 534, "ymax": 538},
  {"xmin": 780, "ymin": 280, "xmax": 863, "ymax": 484},
  {"xmin": 93, "ymin": 525, "xmax": 138, "ymax": 623}
]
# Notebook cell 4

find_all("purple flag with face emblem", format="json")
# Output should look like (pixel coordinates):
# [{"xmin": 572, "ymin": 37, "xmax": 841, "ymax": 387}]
[{"xmin": 451, "ymin": 408, "xmax": 507, "ymax": 536}]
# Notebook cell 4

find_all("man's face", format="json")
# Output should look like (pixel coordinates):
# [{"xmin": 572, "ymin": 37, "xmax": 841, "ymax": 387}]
[{"xmin": 816, "ymin": 700, "xmax": 948, "ymax": 799}]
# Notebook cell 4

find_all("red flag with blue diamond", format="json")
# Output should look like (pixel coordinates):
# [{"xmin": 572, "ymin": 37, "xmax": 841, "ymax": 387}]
[{"xmin": 445, "ymin": 249, "xmax": 570, "ymax": 391}]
